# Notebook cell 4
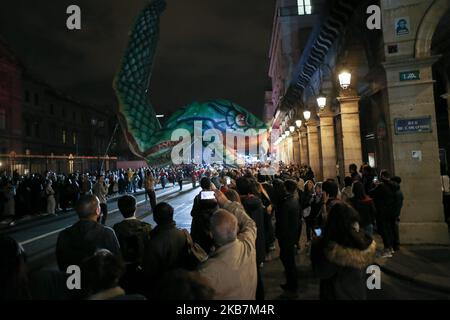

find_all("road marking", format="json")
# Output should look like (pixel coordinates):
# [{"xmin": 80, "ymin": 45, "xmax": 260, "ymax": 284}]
[
  {"xmin": 173, "ymin": 204, "xmax": 185, "ymax": 211},
  {"xmin": 19, "ymin": 185, "xmax": 197, "ymax": 246},
  {"xmin": 19, "ymin": 199, "xmax": 146, "ymax": 246}
]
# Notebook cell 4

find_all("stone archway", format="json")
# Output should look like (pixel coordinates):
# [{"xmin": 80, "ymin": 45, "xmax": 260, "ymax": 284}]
[{"xmin": 415, "ymin": 0, "xmax": 450, "ymax": 58}]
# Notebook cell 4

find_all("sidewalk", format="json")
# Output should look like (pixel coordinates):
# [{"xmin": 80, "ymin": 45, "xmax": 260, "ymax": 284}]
[
  {"xmin": 374, "ymin": 236, "xmax": 450, "ymax": 294},
  {"xmin": 263, "ymin": 232, "xmax": 450, "ymax": 299}
]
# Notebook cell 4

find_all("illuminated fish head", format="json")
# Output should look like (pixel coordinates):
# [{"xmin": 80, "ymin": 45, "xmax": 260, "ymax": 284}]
[
  {"xmin": 235, "ymin": 113, "xmax": 248, "ymax": 127},
  {"xmin": 223, "ymin": 101, "xmax": 267, "ymax": 131}
]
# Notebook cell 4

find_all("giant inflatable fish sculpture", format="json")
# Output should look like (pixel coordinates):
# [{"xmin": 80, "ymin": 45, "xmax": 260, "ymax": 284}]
[{"xmin": 113, "ymin": 0, "xmax": 268, "ymax": 167}]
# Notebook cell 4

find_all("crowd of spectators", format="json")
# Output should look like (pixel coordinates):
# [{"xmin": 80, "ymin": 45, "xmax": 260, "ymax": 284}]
[{"xmin": 1, "ymin": 161, "xmax": 406, "ymax": 300}]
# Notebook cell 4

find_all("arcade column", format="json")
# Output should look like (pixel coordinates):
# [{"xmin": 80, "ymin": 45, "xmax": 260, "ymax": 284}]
[
  {"xmin": 383, "ymin": 56, "xmax": 449, "ymax": 244},
  {"xmin": 307, "ymin": 120, "xmax": 322, "ymax": 181},
  {"xmin": 300, "ymin": 127, "xmax": 309, "ymax": 166},
  {"xmin": 292, "ymin": 133, "xmax": 301, "ymax": 165},
  {"xmin": 336, "ymin": 94, "xmax": 363, "ymax": 176},
  {"xmin": 319, "ymin": 111, "xmax": 337, "ymax": 180}
]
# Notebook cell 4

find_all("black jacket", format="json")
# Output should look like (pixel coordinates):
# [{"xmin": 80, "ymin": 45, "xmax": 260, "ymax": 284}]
[
  {"xmin": 142, "ymin": 222, "xmax": 188, "ymax": 283},
  {"xmin": 391, "ymin": 182, "xmax": 403, "ymax": 218},
  {"xmin": 241, "ymin": 194, "xmax": 266, "ymax": 264},
  {"xmin": 349, "ymin": 198, "xmax": 377, "ymax": 228},
  {"xmin": 275, "ymin": 193, "xmax": 300, "ymax": 245},
  {"xmin": 56, "ymin": 220, "xmax": 121, "ymax": 271},
  {"xmin": 113, "ymin": 219, "xmax": 152, "ymax": 264},
  {"xmin": 369, "ymin": 181, "xmax": 395, "ymax": 218},
  {"xmin": 190, "ymin": 195, "xmax": 218, "ymax": 254}
]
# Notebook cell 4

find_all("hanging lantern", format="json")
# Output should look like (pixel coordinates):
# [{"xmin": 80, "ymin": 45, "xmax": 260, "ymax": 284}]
[
  {"xmin": 303, "ymin": 110, "xmax": 311, "ymax": 121},
  {"xmin": 338, "ymin": 71, "xmax": 351, "ymax": 89},
  {"xmin": 317, "ymin": 93, "xmax": 327, "ymax": 110}
]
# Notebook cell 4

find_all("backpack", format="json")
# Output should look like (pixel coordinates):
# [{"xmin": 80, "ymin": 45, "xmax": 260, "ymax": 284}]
[{"xmin": 115, "ymin": 222, "xmax": 151, "ymax": 264}]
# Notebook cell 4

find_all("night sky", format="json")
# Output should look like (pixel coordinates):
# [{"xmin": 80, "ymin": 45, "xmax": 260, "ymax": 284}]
[{"xmin": 0, "ymin": 0, "xmax": 275, "ymax": 119}]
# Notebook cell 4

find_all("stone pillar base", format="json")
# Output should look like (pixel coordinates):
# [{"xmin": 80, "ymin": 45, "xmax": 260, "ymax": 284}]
[{"xmin": 399, "ymin": 222, "xmax": 450, "ymax": 245}]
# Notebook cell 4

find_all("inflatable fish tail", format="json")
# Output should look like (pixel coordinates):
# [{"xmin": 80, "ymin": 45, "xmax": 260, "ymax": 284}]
[{"xmin": 113, "ymin": 0, "xmax": 166, "ymax": 157}]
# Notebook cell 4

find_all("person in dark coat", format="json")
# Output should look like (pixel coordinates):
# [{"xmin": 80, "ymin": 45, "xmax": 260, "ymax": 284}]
[
  {"xmin": 113, "ymin": 195, "xmax": 152, "ymax": 263},
  {"xmin": 142, "ymin": 202, "xmax": 189, "ymax": 298},
  {"xmin": 368, "ymin": 170, "xmax": 396, "ymax": 257},
  {"xmin": 310, "ymin": 202, "xmax": 376, "ymax": 300},
  {"xmin": 390, "ymin": 176, "xmax": 404, "ymax": 251},
  {"xmin": 56, "ymin": 194, "xmax": 121, "ymax": 272},
  {"xmin": 190, "ymin": 198, "xmax": 218, "ymax": 254},
  {"xmin": 236, "ymin": 176, "xmax": 266, "ymax": 301},
  {"xmin": 275, "ymin": 180, "xmax": 300, "ymax": 298},
  {"xmin": 258, "ymin": 177, "xmax": 276, "ymax": 253},
  {"xmin": 113, "ymin": 195, "xmax": 152, "ymax": 294},
  {"xmin": 190, "ymin": 177, "xmax": 218, "ymax": 254},
  {"xmin": 349, "ymin": 181, "xmax": 377, "ymax": 236},
  {"xmin": 300, "ymin": 180, "xmax": 315, "ymax": 247},
  {"xmin": 0, "ymin": 236, "xmax": 31, "ymax": 300},
  {"xmin": 81, "ymin": 250, "xmax": 146, "ymax": 300}
]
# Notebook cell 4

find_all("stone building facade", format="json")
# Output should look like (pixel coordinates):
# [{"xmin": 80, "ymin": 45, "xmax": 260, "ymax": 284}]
[
  {"xmin": 268, "ymin": 0, "xmax": 450, "ymax": 244},
  {"xmin": 0, "ymin": 37, "xmax": 119, "ymax": 174}
]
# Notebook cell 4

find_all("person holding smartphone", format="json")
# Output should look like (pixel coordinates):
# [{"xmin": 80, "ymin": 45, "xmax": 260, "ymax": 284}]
[
  {"xmin": 310, "ymin": 202, "xmax": 376, "ymax": 300},
  {"xmin": 275, "ymin": 179, "xmax": 300, "ymax": 299},
  {"xmin": 190, "ymin": 178, "xmax": 218, "ymax": 254}
]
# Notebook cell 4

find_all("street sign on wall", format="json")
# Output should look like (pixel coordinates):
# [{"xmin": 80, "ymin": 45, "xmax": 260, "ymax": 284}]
[
  {"xmin": 394, "ymin": 116, "xmax": 432, "ymax": 135},
  {"xmin": 399, "ymin": 70, "xmax": 420, "ymax": 81}
]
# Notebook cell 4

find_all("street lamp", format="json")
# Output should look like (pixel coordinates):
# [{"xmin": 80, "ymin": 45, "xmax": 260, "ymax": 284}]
[
  {"xmin": 303, "ymin": 110, "xmax": 311, "ymax": 122},
  {"xmin": 339, "ymin": 70, "xmax": 352, "ymax": 89},
  {"xmin": 316, "ymin": 92, "xmax": 327, "ymax": 110},
  {"xmin": 289, "ymin": 126, "xmax": 295, "ymax": 133},
  {"xmin": 295, "ymin": 120, "xmax": 302, "ymax": 128}
]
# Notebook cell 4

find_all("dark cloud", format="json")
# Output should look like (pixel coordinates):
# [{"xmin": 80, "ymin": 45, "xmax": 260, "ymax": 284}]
[{"xmin": 0, "ymin": 0, "xmax": 274, "ymax": 118}]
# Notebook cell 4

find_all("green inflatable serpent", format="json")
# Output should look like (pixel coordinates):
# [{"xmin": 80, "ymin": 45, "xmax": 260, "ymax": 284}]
[{"xmin": 113, "ymin": 0, "xmax": 268, "ymax": 166}]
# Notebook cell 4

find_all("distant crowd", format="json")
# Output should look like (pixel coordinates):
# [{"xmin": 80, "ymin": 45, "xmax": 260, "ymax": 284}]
[{"xmin": 0, "ymin": 164, "xmax": 212, "ymax": 225}]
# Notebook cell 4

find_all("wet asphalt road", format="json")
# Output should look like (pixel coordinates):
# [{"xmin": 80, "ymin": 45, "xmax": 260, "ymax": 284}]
[{"xmin": 3, "ymin": 183, "xmax": 200, "ymax": 271}]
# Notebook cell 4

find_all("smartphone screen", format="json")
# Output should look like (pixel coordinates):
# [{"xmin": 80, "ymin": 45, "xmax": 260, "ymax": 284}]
[
  {"xmin": 314, "ymin": 228, "xmax": 322, "ymax": 237},
  {"xmin": 201, "ymin": 191, "xmax": 216, "ymax": 200},
  {"xmin": 226, "ymin": 177, "xmax": 231, "ymax": 185}
]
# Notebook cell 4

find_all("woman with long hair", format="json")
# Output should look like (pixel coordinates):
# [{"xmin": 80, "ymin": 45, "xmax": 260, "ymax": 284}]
[
  {"xmin": 296, "ymin": 180, "xmax": 315, "ymax": 251},
  {"xmin": 310, "ymin": 202, "xmax": 376, "ymax": 300}
]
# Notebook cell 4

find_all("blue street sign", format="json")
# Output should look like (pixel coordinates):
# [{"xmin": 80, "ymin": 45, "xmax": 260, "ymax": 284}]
[{"xmin": 394, "ymin": 116, "xmax": 432, "ymax": 134}]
